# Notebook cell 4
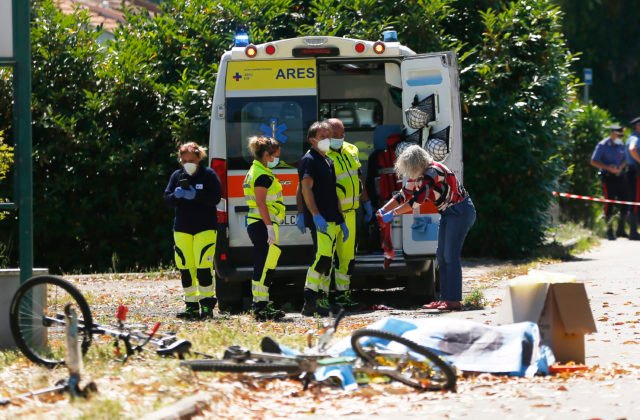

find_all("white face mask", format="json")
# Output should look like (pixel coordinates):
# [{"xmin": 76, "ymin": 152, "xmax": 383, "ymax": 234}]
[
  {"xmin": 317, "ymin": 138, "xmax": 331, "ymax": 153},
  {"xmin": 613, "ymin": 138, "xmax": 623, "ymax": 145},
  {"xmin": 183, "ymin": 162, "xmax": 198, "ymax": 176},
  {"xmin": 330, "ymin": 137, "xmax": 344, "ymax": 150},
  {"xmin": 267, "ymin": 157, "xmax": 279, "ymax": 168}
]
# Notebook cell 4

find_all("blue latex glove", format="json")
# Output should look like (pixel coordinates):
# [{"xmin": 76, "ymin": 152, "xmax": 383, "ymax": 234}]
[
  {"xmin": 295, "ymin": 213, "xmax": 306, "ymax": 234},
  {"xmin": 313, "ymin": 214, "xmax": 328, "ymax": 233},
  {"xmin": 381, "ymin": 210, "xmax": 395, "ymax": 223},
  {"xmin": 183, "ymin": 186, "xmax": 196, "ymax": 200},
  {"xmin": 377, "ymin": 208, "xmax": 395, "ymax": 224},
  {"xmin": 363, "ymin": 200, "xmax": 373, "ymax": 223},
  {"xmin": 174, "ymin": 187, "xmax": 186, "ymax": 199},
  {"xmin": 340, "ymin": 222, "xmax": 349, "ymax": 242}
]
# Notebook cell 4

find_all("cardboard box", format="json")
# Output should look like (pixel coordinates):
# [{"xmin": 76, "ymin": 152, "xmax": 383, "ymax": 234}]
[{"xmin": 499, "ymin": 270, "xmax": 597, "ymax": 364}]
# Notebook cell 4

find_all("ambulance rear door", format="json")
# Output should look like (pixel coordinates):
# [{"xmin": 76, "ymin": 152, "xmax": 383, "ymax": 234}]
[
  {"xmin": 224, "ymin": 58, "xmax": 318, "ymax": 248},
  {"xmin": 400, "ymin": 52, "xmax": 463, "ymax": 256}
]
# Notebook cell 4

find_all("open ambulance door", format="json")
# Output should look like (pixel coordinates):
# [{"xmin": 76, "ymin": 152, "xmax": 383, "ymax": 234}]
[{"xmin": 399, "ymin": 52, "xmax": 463, "ymax": 256}]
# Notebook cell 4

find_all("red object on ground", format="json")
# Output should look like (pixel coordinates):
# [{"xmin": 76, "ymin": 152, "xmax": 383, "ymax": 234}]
[
  {"xmin": 549, "ymin": 363, "xmax": 589, "ymax": 374},
  {"xmin": 116, "ymin": 305, "xmax": 128, "ymax": 322}
]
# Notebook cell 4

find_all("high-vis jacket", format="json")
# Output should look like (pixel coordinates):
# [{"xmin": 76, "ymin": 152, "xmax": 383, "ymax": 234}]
[
  {"xmin": 243, "ymin": 160, "xmax": 286, "ymax": 225},
  {"xmin": 328, "ymin": 141, "xmax": 362, "ymax": 211}
]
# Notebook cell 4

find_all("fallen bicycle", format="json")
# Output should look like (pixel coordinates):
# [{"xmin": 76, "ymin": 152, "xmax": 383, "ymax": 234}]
[
  {"xmin": 9, "ymin": 275, "xmax": 192, "ymax": 368},
  {"xmin": 181, "ymin": 311, "xmax": 457, "ymax": 391}
]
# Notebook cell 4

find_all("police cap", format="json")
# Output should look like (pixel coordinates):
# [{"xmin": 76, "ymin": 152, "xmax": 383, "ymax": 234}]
[
  {"xmin": 608, "ymin": 124, "xmax": 623, "ymax": 134},
  {"xmin": 629, "ymin": 116, "xmax": 640, "ymax": 126}
]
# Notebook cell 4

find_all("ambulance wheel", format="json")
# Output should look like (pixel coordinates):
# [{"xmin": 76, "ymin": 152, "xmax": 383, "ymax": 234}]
[
  {"xmin": 406, "ymin": 262, "xmax": 437, "ymax": 305},
  {"xmin": 216, "ymin": 274, "xmax": 244, "ymax": 314}
]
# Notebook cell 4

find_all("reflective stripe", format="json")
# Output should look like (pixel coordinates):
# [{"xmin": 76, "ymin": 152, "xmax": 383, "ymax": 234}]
[
  {"xmin": 184, "ymin": 283, "xmax": 199, "ymax": 302},
  {"xmin": 305, "ymin": 268, "xmax": 322, "ymax": 292},
  {"xmin": 252, "ymin": 280, "xmax": 269, "ymax": 302},
  {"xmin": 335, "ymin": 272, "xmax": 350, "ymax": 291},
  {"xmin": 248, "ymin": 209, "xmax": 284, "ymax": 224},
  {"xmin": 320, "ymin": 275, "xmax": 331, "ymax": 293},
  {"xmin": 245, "ymin": 192, "xmax": 283, "ymax": 202},
  {"xmin": 340, "ymin": 198, "xmax": 355, "ymax": 206},
  {"xmin": 198, "ymin": 284, "xmax": 215, "ymax": 298},
  {"xmin": 335, "ymin": 170, "xmax": 356, "ymax": 181}
]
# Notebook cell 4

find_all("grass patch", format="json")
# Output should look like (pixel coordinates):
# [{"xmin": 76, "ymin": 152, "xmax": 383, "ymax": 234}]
[
  {"xmin": 463, "ymin": 289, "xmax": 485, "ymax": 310},
  {"xmin": 0, "ymin": 350, "xmax": 23, "ymax": 369},
  {"xmin": 76, "ymin": 398, "xmax": 123, "ymax": 420}
]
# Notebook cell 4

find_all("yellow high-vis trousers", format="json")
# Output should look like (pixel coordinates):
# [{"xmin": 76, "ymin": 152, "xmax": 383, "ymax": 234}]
[
  {"xmin": 174, "ymin": 230, "xmax": 217, "ymax": 302},
  {"xmin": 305, "ymin": 222, "xmax": 339, "ymax": 293},
  {"xmin": 334, "ymin": 210, "xmax": 356, "ymax": 291}
]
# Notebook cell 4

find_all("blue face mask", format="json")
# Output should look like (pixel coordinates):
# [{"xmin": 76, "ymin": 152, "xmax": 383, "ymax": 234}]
[
  {"xmin": 267, "ymin": 157, "xmax": 279, "ymax": 168},
  {"xmin": 330, "ymin": 137, "xmax": 344, "ymax": 150}
]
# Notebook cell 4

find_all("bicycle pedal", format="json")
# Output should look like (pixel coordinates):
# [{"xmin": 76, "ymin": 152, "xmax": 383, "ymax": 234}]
[{"xmin": 223, "ymin": 345, "xmax": 249, "ymax": 360}]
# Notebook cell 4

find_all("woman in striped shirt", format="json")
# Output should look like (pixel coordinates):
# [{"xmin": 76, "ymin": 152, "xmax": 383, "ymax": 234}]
[{"xmin": 377, "ymin": 145, "xmax": 476, "ymax": 311}]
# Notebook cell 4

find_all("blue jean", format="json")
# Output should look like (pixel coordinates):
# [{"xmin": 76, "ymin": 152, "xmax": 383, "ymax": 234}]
[{"xmin": 436, "ymin": 196, "xmax": 476, "ymax": 301}]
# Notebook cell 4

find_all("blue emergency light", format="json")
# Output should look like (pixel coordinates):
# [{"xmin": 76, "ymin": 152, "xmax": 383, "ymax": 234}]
[
  {"xmin": 383, "ymin": 30, "xmax": 398, "ymax": 42},
  {"xmin": 235, "ymin": 29, "xmax": 250, "ymax": 47}
]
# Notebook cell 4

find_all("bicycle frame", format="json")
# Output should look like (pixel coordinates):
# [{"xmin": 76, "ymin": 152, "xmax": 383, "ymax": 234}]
[{"xmin": 43, "ymin": 310, "xmax": 192, "ymax": 362}]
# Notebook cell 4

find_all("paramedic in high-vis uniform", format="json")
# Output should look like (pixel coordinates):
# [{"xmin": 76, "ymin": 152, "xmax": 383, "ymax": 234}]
[
  {"xmin": 298, "ymin": 121, "xmax": 349, "ymax": 316},
  {"xmin": 164, "ymin": 142, "xmax": 221, "ymax": 319},
  {"xmin": 324, "ymin": 118, "xmax": 373, "ymax": 308},
  {"xmin": 243, "ymin": 136, "xmax": 287, "ymax": 321}
]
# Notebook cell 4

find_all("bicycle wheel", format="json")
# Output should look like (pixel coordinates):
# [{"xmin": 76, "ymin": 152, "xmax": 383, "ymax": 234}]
[
  {"xmin": 9, "ymin": 275, "xmax": 93, "ymax": 368},
  {"xmin": 181, "ymin": 359, "xmax": 301, "ymax": 374},
  {"xmin": 351, "ymin": 329, "xmax": 456, "ymax": 390}
]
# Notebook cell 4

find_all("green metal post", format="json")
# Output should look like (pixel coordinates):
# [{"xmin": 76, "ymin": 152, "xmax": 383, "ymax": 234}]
[{"xmin": 14, "ymin": 0, "xmax": 33, "ymax": 284}]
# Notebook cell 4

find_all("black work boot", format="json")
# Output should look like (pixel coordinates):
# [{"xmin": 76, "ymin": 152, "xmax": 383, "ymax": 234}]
[
  {"xmin": 629, "ymin": 216, "xmax": 640, "ymax": 240},
  {"xmin": 177, "ymin": 302, "xmax": 200, "ymax": 319},
  {"xmin": 606, "ymin": 227, "xmax": 616, "ymax": 241},
  {"xmin": 199, "ymin": 297, "xmax": 217, "ymax": 319},
  {"xmin": 301, "ymin": 289, "xmax": 330, "ymax": 317},
  {"xmin": 253, "ymin": 301, "xmax": 285, "ymax": 321},
  {"xmin": 616, "ymin": 215, "xmax": 628, "ymax": 238},
  {"xmin": 333, "ymin": 290, "xmax": 359, "ymax": 310}
]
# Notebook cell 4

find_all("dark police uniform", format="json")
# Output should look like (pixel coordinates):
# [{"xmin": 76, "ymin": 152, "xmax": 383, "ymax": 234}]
[
  {"xmin": 625, "ymin": 128, "xmax": 640, "ymax": 239},
  {"xmin": 591, "ymin": 137, "xmax": 628, "ymax": 238}
]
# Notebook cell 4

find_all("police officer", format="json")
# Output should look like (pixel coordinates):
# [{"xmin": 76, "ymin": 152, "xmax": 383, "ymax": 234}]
[
  {"xmin": 164, "ymin": 142, "xmax": 221, "ymax": 319},
  {"xmin": 243, "ymin": 136, "xmax": 287, "ymax": 320},
  {"xmin": 324, "ymin": 118, "xmax": 373, "ymax": 308},
  {"xmin": 625, "ymin": 117, "xmax": 640, "ymax": 239},
  {"xmin": 590, "ymin": 125, "xmax": 628, "ymax": 240},
  {"xmin": 298, "ymin": 121, "xmax": 349, "ymax": 316}
]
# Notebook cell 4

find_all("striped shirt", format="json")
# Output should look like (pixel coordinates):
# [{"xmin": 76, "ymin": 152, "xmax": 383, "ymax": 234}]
[{"xmin": 394, "ymin": 162, "xmax": 468, "ymax": 213}]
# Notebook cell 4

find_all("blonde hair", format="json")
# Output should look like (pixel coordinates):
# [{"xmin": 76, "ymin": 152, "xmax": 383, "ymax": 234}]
[
  {"xmin": 395, "ymin": 145, "xmax": 433, "ymax": 178},
  {"xmin": 178, "ymin": 142, "xmax": 207, "ymax": 161},
  {"xmin": 248, "ymin": 136, "xmax": 280, "ymax": 160}
]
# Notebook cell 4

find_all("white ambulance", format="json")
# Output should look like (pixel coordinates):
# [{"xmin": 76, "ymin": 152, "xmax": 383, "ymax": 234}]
[{"xmin": 207, "ymin": 30, "xmax": 463, "ymax": 311}]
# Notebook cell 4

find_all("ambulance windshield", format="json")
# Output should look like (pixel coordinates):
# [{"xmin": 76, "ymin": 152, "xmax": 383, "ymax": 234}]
[{"xmin": 226, "ymin": 96, "xmax": 317, "ymax": 169}]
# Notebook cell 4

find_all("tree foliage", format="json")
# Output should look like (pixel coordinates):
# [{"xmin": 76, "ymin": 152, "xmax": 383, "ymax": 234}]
[
  {"xmin": 0, "ymin": 131, "xmax": 13, "ymax": 219},
  {"xmin": 458, "ymin": 1, "xmax": 575, "ymax": 257},
  {"xmin": 0, "ymin": 0, "xmax": 582, "ymax": 269},
  {"xmin": 557, "ymin": 103, "xmax": 614, "ymax": 226},
  {"xmin": 555, "ymin": 0, "xmax": 640, "ymax": 121}
]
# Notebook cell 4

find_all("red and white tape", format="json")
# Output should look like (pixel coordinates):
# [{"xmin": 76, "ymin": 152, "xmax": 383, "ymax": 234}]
[{"xmin": 553, "ymin": 191, "xmax": 640, "ymax": 206}]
